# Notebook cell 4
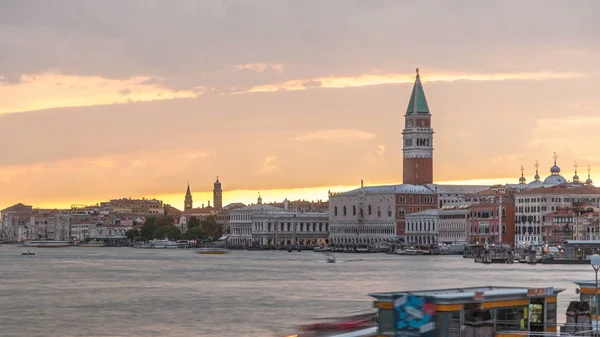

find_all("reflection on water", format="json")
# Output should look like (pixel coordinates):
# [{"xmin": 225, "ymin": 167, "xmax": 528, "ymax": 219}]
[{"xmin": 0, "ymin": 245, "xmax": 592, "ymax": 336}]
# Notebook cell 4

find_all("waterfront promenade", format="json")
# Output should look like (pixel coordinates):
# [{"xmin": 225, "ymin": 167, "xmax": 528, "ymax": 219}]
[{"xmin": 0, "ymin": 245, "xmax": 591, "ymax": 336}]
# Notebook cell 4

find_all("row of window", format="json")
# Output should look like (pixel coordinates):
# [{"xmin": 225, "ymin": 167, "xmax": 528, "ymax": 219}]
[
  {"xmin": 253, "ymin": 222, "xmax": 328, "ymax": 233},
  {"xmin": 517, "ymin": 197, "xmax": 599, "ymax": 203},
  {"xmin": 333, "ymin": 205, "xmax": 393, "ymax": 217},
  {"xmin": 330, "ymin": 226, "xmax": 395, "ymax": 234},
  {"xmin": 398, "ymin": 196, "xmax": 435, "ymax": 204}
]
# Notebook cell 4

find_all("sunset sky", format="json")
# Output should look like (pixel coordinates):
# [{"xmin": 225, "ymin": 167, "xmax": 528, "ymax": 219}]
[{"xmin": 1, "ymin": 0, "xmax": 599, "ymax": 211}]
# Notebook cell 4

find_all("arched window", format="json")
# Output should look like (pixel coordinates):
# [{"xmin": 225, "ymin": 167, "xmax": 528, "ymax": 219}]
[
  {"xmin": 377, "ymin": 206, "xmax": 381, "ymax": 217},
  {"xmin": 343, "ymin": 206, "xmax": 347, "ymax": 216},
  {"xmin": 387, "ymin": 206, "xmax": 392, "ymax": 217},
  {"xmin": 334, "ymin": 206, "xmax": 338, "ymax": 216},
  {"xmin": 368, "ymin": 205, "xmax": 372, "ymax": 215},
  {"xmin": 353, "ymin": 205, "xmax": 356, "ymax": 216}
]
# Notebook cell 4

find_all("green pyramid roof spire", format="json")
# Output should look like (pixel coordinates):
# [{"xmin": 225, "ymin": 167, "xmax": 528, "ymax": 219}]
[{"xmin": 406, "ymin": 68, "xmax": 430, "ymax": 115}]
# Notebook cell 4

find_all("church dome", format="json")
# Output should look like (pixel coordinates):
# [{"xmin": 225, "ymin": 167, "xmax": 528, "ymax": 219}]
[
  {"xmin": 573, "ymin": 174, "xmax": 580, "ymax": 182},
  {"xmin": 534, "ymin": 172, "xmax": 540, "ymax": 181},
  {"xmin": 550, "ymin": 164, "xmax": 561, "ymax": 174},
  {"xmin": 519, "ymin": 176, "xmax": 526, "ymax": 184},
  {"xmin": 528, "ymin": 180, "xmax": 542, "ymax": 186},
  {"xmin": 543, "ymin": 174, "xmax": 567, "ymax": 186},
  {"xmin": 586, "ymin": 178, "xmax": 593, "ymax": 185}
]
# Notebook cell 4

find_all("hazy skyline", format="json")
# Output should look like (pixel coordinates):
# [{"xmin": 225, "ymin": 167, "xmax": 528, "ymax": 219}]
[{"xmin": 1, "ymin": 0, "xmax": 599, "ymax": 210}]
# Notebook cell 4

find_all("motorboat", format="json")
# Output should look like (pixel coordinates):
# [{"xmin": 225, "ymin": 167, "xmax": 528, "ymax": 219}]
[
  {"xmin": 395, "ymin": 248, "xmax": 424, "ymax": 255},
  {"xmin": 21, "ymin": 250, "xmax": 35, "ymax": 256},
  {"xmin": 325, "ymin": 256, "xmax": 336, "ymax": 263},
  {"xmin": 22, "ymin": 240, "xmax": 75, "ymax": 248}
]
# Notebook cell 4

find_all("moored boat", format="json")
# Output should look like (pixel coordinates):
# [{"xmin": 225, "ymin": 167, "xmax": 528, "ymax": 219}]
[
  {"xmin": 22, "ymin": 240, "xmax": 75, "ymax": 248},
  {"xmin": 21, "ymin": 250, "xmax": 35, "ymax": 255}
]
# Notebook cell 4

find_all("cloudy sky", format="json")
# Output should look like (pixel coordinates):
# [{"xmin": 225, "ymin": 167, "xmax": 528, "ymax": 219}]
[{"xmin": 1, "ymin": 0, "xmax": 599, "ymax": 210}]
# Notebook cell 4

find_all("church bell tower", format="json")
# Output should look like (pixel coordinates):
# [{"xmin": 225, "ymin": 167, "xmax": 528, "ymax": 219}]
[
  {"xmin": 213, "ymin": 176, "xmax": 223, "ymax": 210},
  {"xmin": 402, "ymin": 68, "xmax": 434, "ymax": 185},
  {"xmin": 184, "ymin": 183, "xmax": 193, "ymax": 212}
]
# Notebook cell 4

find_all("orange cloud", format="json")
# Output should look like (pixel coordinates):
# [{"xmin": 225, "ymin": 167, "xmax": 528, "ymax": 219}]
[
  {"xmin": 295, "ymin": 129, "xmax": 376, "ymax": 142},
  {"xmin": 235, "ymin": 63, "xmax": 284, "ymax": 74},
  {"xmin": 0, "ymin": 73, "xmax": 202, "ymax": 114},
  {"xmin": 248, "ymin": 70, "xmax": 585, "ymax": 93}
]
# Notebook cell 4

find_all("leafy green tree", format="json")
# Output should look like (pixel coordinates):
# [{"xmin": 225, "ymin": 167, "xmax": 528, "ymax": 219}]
[
  {"xmin": 153, "ymin": 225, "xmax": 182, "ymax": 241},
  {"xmin": 187, "ymin": 216, "xmax": 200, "ymax": 229},
  {"xmin": 140, "ymin": 221, "xmax": 157, "ymax": 241},
  {"xmin": 200, "ymin": 215, "xmax": 223, "ymax": 241},
  {"xmin": 183, "ymin": 226, "xmax": 205, "ymax": 240},
  {"xmin": 126, "ymin": 229, "xmax": 141, "ymax": 241},
  {"xmin": 154, "ymin": 215, "xmax": 174, "ymax": 228}
]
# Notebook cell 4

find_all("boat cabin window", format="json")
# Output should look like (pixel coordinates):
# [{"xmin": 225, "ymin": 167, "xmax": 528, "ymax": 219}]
[
  {"xmin": 377, "ymin": 308, "xmax": 395, "ymax": 335},
  {"xmin": 579, "ymin": 293, "xmax": 599, "ymax": 316},
  {"xmin": 436, "ymin": 311, "xmax": 460, "ymax": 337},
  {"xmin": 546, "ymin": 301, "xmax": 557, "ymax": 325},
  {"xmin": 495, "ymin": 306, "xmax": 527, "ymax": 331}
]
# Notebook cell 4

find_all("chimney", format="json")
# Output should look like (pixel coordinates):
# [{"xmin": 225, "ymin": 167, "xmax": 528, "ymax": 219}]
[
  {"xmin": 284, "ymin": 198, "xmax": 289, "ymax": 210},
  {"xmin": 208, "ymin": 200, "xmax": 211, "ymax": 207}
]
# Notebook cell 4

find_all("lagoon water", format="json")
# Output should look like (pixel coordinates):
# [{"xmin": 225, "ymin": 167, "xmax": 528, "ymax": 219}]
[{"xmin": 0, "ymin": 245, "xmax": 591, "ymax": 337}]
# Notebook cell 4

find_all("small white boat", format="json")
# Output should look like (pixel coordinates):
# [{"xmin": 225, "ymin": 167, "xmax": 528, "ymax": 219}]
[
  {"xmin": 395, "ymin": 248, "xmax": 424, "ymax": 255},
  {"xmin": 139, "ymin": 239, "xmax": 179, "ymax": 249},
  {"xmin": 22, "ymin": 250, "xmax": 35, "ymax": 256},
  {"xmin": 325, "ymin": 256, "xmax": 336, "ymax": 263}
]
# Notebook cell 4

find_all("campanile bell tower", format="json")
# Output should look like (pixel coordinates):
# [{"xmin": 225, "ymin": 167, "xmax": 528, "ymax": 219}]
[{"xmin": 402, "ymin": 68, "xmax": 434, "ymax": 185}]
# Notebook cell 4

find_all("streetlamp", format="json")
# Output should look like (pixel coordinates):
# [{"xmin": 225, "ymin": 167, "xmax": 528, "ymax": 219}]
[{"xmin": 591, "ymin": 254, "xmax": 600, "ymax": 336}]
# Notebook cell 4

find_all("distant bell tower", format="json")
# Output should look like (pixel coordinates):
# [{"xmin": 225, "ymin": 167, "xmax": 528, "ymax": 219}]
[
  {"xmin": 184, "ymin": 183, "xmax": 193, "ymax": 212},
  {"xmin": 402, "ymin": 68, "xmax": 434, "ymax": 185},
  {"xmin": 213, "ymin": 176, "xmax": 223, "ymax": 210}
]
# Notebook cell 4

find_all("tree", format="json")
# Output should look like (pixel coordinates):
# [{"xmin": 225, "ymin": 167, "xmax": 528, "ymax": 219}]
[
  {"xmin": 187, "ymin": 216, "xmax": 200, "ymax": 229},
  {"xmin": 126, "ymin": 229, "xmax": 141, "ymax": 241},
  {"xmin": 183, "ymin": 226, "xmax": 205, "ymax": 240},
  {"xmin": 140, "ymin": 221, "xmax": 157, "ymax": 241},
  {"xmin": 153, "ymin": 225, "xmax": 182, "ymax": 241},
  {"xmin": 200, "ymin": 215, "xmax": 223, "ymax": 241}
]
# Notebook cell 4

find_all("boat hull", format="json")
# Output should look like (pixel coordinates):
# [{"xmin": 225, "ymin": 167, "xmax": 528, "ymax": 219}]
[{"xmin": 22, "ymin": 241, "xmax": 75, "ymax": 248}]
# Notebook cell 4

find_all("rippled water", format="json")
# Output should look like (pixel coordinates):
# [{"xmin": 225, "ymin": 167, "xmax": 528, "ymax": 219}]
[{"xmin": 0, "ymin": 245, "xmax": 594, "ymax": 337}]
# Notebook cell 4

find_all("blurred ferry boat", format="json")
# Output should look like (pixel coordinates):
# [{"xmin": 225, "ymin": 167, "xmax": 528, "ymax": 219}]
[
  {"xmin": 22, "ymin": 240, "xmax": 75, "ymax": 248},
  {"xmin": 137, "ymin": 239, "xmax": 179, "ymax": 249},
  {"xmin": 78, "ymin": 240, "xmax": 106, "ymax": 248}
]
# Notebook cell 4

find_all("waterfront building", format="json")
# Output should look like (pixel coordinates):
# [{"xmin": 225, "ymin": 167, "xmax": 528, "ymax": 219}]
[
  {"xmin": 88, "ymin": 223, "xmax": 132, "ymax": 242},
  {"xmin": 437, "ymin": 205, "xmax": 472, "ymax": 245},
  {"xmin": 405, "ymin": 208, "xmax": 439, "ymax": 245},
  {"xmin": 228, "ymin": 195, "xmax": 282, "ymax": 246},
  {"xmin": 252, "ymin": 210, "xmax": 329, "ymax": 247},
  {"xmin": 100, "ymin": 198, "xmax": 164, "ymax": 215},
  {"xmin": 215, "ymin": 202, "xmax": 246, "ymax": 235},
  {"xmin": 328, "ymin": 184, "xmax": 398, "ymax": 249},
  {"xmin": 515, "ymin": 184, "xmax": 600, "ymax": 245},
  {"xmin": 428, "ymin": 184, "xmax": 489, "ymax": 208},
  {"xmin": 469, "ymin": 187, "xmax": 516, "ymax": 246},
  {"xmin": 542, "ymin": 205, "xmax": 600, "ymax": 243}
]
